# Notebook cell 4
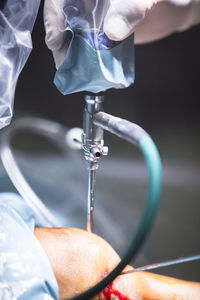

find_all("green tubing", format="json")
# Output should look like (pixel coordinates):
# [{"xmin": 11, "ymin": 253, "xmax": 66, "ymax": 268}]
[
  {"xmin": 132, "ymin": 135, "xmax": 162, "ymax": 254},
  {"xmin": 70, "ymin": 134, "xmax": 162, "ymax": 300},
  {"xmin": 139, "ymin": 135, "xmax": 162, "ymax": 232}
]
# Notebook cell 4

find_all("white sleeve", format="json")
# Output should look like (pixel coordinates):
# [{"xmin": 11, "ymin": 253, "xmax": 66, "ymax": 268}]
[
  {"xmin": 0, "ymin": 193, "xmax": 58, "ymax": 300},
  {"xmin": 178, "ymin": 0, "xmax": 200, "ymax": 31}
]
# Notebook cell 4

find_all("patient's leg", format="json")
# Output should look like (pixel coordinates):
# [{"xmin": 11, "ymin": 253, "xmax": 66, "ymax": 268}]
[{"xmin": 34, "ymin": 227, "xmax": 200, "ymax": 300}]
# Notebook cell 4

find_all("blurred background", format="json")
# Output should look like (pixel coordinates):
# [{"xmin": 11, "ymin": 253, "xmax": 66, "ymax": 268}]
[{"xmin": 0, "ymin": 2, "xmax": 200, "ymax": 282}]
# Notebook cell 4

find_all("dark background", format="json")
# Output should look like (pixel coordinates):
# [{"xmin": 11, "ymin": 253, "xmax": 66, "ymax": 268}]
[{"xmin": 5, "ymin": 1, "xmax": 200, "ymax": 281}]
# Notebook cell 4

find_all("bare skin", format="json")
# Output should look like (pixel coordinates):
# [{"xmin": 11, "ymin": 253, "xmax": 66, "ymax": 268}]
[{"xmin": 34, "ymin": 227, "xmax": 200, "ymax": 300}]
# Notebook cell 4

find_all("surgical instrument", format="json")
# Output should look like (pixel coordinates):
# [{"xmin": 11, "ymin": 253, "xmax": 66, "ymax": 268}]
[{"xmin": 120, "ymin": 254, "xmax": 200, "ymax": 275}]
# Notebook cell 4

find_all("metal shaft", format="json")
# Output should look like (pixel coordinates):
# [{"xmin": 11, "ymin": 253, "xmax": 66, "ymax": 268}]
[
  {"xmin": 83, "ymin": 94, "xmax": 108, "ymax": 233},
  {"xmin": 87, "ymin": 165, "xmax": 96, "ymax": 232},
  {"xmin": 120, "ymin": 254, "xmax": 200, "ymax": 276}
]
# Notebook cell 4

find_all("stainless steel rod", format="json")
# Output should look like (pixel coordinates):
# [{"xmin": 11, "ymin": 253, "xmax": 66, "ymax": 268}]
[
  {"xmin": 120, "ymin": 254, "xmax": 200, "ymax": 276},
  {"xmin": 87, "ymin": 167, "xmax": 96, "ymax": 232}
]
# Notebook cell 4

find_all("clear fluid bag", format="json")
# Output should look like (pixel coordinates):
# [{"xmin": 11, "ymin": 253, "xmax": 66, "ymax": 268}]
[
  {"xmin": 54, "ymin": 0, "xmax": 135, "ymax": 94},
  {"xmin": 62, "ymin": 0, "xmax": 119, "ymax": 50},
  {"xmin": 0, "ymin": 0, "xmax": 40, "ymax": 129}
]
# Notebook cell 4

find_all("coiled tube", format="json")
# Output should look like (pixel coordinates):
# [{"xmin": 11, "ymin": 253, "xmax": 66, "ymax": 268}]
[
  {"xmin": 70, "ymin": 112, "xmax": 162, "ymax": 299},
  {"xmin": 0, "ymin": 117, "xmax": 67, "ymax": 227}
]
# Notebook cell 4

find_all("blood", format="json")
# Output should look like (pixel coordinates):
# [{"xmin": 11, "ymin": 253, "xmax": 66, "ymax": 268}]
[
  {"xmin": 99, "ymin": 273, "xmax": 130, "ymax": 300},
  {"xmin": 102, "ymin": 282, "xmax": 130, "ymax": 300}
]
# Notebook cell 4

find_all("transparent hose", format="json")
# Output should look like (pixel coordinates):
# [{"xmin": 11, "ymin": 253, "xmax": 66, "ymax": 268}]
[{"xmin": 0, "ymin": 117, "xmax": 68, "ymax": 227}]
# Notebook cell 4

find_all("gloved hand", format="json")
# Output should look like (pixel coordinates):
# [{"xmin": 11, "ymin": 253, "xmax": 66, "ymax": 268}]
[
  {"xmin": 44, "ymin": 0, "xmax": 200, "ymax": 68},
  {"xmin": 104, "ymin": 0, "xmax": 200, "ymax": 43},
  {"xmin": 43, "ymin": 0, "xmax": 71, "ymax": 69}
]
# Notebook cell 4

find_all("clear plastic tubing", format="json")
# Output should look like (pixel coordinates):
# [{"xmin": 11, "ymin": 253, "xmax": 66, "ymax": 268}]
[{"xmin": 0, "ymin": 117, "xmax": 68, "ymax": 227}]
